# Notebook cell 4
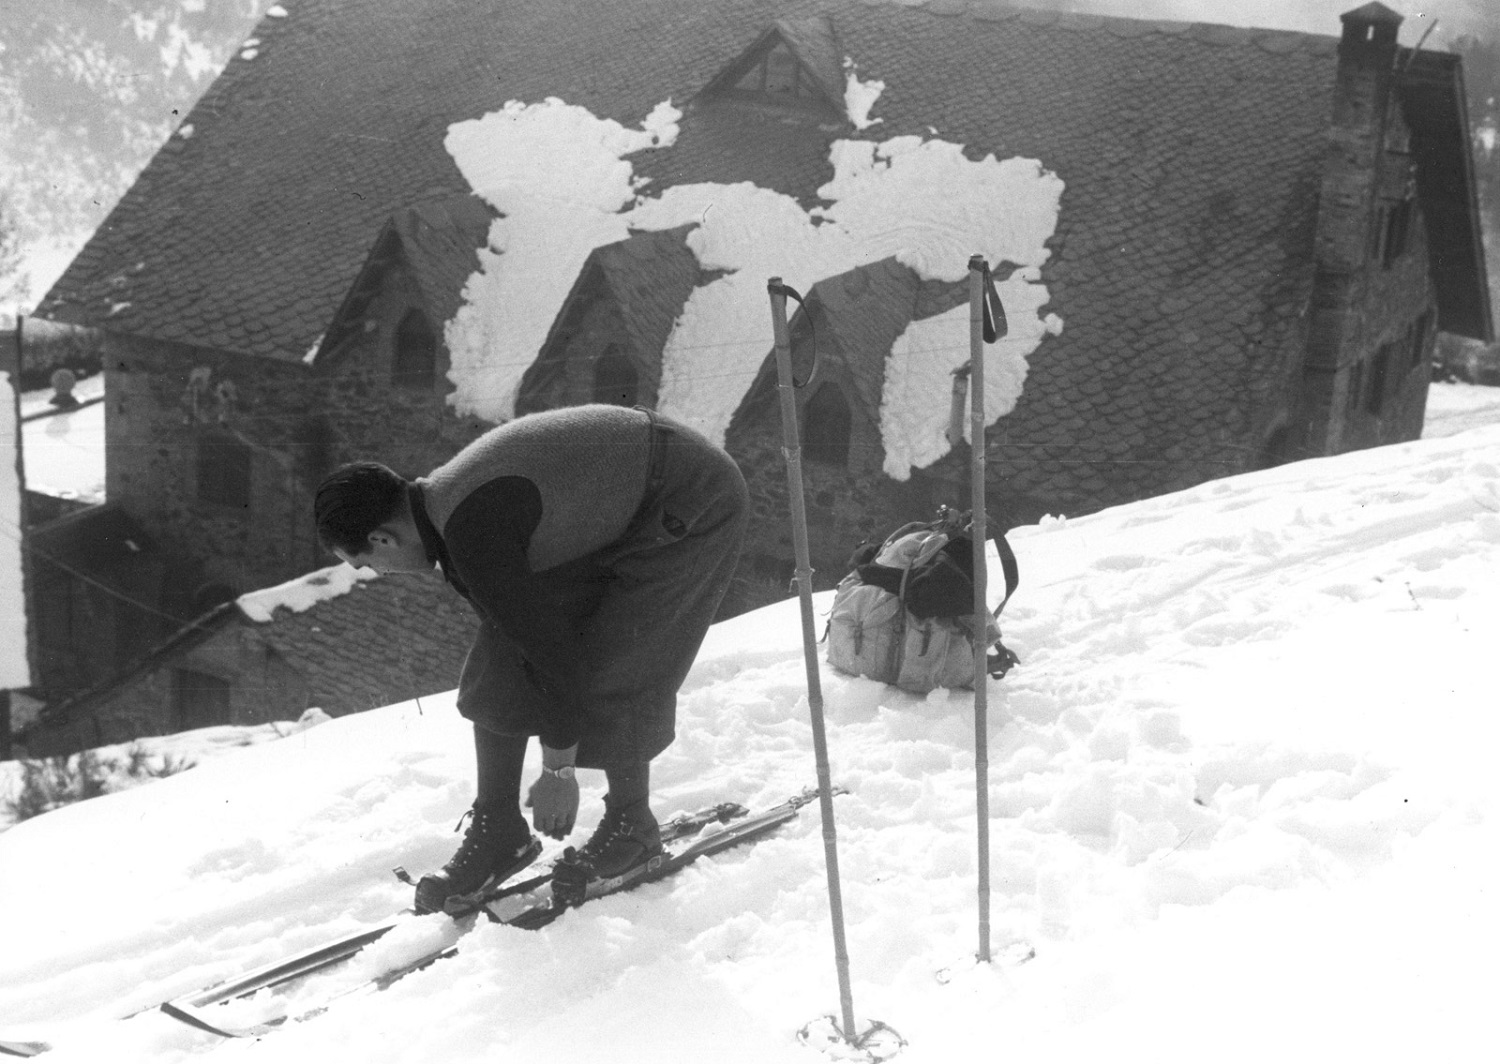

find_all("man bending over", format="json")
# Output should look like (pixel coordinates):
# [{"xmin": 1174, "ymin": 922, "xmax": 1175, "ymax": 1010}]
[{"xmin": 314, "ymin": 404, "xmax": 749, "ymax": 913}]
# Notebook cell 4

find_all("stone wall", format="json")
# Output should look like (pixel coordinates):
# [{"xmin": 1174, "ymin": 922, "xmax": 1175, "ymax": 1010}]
[
  {"xmin": 1301, "ymin": 7, "xmax": 1438, "ymax": 458},
  {"xmin": 106, "ymin": 332, "xmax": 324, "ymax": 601},
  {"xmin": 23, "ymin": 623, "xmax": 310, "ymax": 757},
  {"xmin": 104, "ymin": 258, "xmax": 498, "ymax": 608},
  {"xmin": 314, "ymin": 259, "xmax": 492, "ymax": 482}
]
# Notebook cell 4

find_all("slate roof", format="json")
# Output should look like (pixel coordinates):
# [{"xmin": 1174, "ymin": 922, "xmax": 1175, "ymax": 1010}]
[
  {"xmin": 32, "ymin": 0, "xmax": 1491, "ymax": 506},
  {"xmin": 246, "ymin": 570, "xmax": 476, "ymax": 716}
]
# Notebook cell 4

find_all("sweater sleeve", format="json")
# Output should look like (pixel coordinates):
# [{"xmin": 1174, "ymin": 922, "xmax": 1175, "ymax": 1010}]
[{"xmin": 440, "ymin": 476, "xmax": 587, "ymax": 750}]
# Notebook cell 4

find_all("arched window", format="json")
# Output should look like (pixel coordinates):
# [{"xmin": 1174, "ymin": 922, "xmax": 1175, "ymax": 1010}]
[
  {"xmin": 803, "ymin": 384, "xmax": 851, "ymax": 466},
  {"xmin": 393, "ymin": 308, "xmax": 436, "ymax": 389},
  {"xmin": 592, "ymin": 345, "xmax": 639, "ymax": 407}
]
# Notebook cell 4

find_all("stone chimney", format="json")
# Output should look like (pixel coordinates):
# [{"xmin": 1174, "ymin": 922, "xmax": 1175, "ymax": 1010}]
[
  {"xmin": 1316, "ymin": 2, "xmax": 1404, "ymax": 270},
  {"xmin": 1299, "ymin": 3, "xmax": 1404, "ymax": 455}
]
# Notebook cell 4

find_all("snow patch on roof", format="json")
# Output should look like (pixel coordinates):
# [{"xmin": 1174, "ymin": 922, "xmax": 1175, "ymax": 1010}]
[
  {"xmin": 237, "ymin": 564, "xmax": 378, "ymax": 624},
  {"xmin": 817, "ymin": 138, "xmax": 1061, "ymax": 283},
  {"xmin": 443, "ymin": 98, "xmax": 682, "ymax": 417},
  {"xmin": 880, "ymin": 268, "xmax": 1048, "ymax": 480},
  {"xmin": 843, "ymin": 61, "xmax": 885, "ymax": 131},
  {"xmin": 633, "ymin": 140, "xmax": 1062, "ymax": 447},
  {"xmin": 444, "ymin": 96, "xmax": 1063, "ymax": 454}
]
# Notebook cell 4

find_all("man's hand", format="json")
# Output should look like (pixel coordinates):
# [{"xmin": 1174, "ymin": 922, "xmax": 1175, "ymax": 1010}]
[{"xmin": 530, "ymin": 744, "xmax": 579, "ymax": 840}]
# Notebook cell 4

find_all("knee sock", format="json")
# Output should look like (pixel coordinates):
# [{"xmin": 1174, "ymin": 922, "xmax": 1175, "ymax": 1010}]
[
  {"xmin": 473, "ymin": 727, "xmax": 528, "ymax": 807},
  {"xmin": 604, "ymin": 762, "xmax": 650, "ymax": 808}
]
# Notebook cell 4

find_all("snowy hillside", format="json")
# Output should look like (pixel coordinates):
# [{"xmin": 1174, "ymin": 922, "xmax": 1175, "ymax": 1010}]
[{"xmin": 2, "ymin": 422, "xmax": 1498, "ymax": 1062}]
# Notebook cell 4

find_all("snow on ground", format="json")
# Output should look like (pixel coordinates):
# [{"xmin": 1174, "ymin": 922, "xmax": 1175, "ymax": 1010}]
[
  {"xmin": 2, "ymin": 422, "xmax": 1497, "ymax": 1062},
  {"xmin": 443, "ymin": 97, "xmax": 1061, "ymax": 464},
  {"xmin": 0, "ymin": 711, "xmax": 332, "ymax": 833}
]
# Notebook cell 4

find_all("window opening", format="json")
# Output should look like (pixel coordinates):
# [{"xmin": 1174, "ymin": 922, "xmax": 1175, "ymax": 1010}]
[
  {"xmin": 1366, "ymin": 342, "xmax": 1395, "ymax": 416},
  {"xmin": 1409, "ymin": 310, "xmax": 1433, "ymax": 371},
  {"xmin": 730, "ymin": 39, "xmax": 818, "ymax": 106},
  {"xmin": 803, "ymin": 383, "xmax": 851, "ymax": 465},
  {"xmin": 172, "ymin": 668, "xmax": 232, "ymax": 730},
  {"xmin": 198, "ymin": 432, "xmax": 251, "ymax": 508},
  {"xmin": 394, "ymin": 308, "xmax": 436, "ymax": 389}
]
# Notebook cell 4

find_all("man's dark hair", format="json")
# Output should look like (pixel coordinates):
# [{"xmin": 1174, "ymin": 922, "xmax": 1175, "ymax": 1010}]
[{"xmin": 314, "ymin": 461, "xmax": 409, "ymax": 556}]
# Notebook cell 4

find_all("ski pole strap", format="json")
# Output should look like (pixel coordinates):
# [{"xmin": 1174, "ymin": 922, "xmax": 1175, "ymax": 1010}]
[
  {"xmin": 972, "ymin": 259, "xmax": 1008, "ymax": 344},
  {"xmin": 991, "ymin": 530, "xmax": 1019, "ymax": 615},
  {"xmin": 767, "ymin": 280, "xmax": 817, "ymax": 388}
]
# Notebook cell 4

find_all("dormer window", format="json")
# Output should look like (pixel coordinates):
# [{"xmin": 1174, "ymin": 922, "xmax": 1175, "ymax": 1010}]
[
  {"xmin": 593, "ymin": 345, "xmax": 639, "ymax": 407},
  {"xmin": 803, "ymin": 383, "xmax": 851, "ymax": 466},
  {"xmin": 394, "ymin": 308, "xmax": 436, "ymax": 388},
  {"xmin": 737, "ymin": 41, "xmax": 813, "ymax": 101},
  {"xmin": 705, "ymin": 23, "xmax": 844, "ymax": 120}
]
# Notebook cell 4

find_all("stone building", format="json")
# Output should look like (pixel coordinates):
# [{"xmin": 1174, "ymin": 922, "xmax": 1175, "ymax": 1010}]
[
  {"xmin": 22, "ymin": 567, "xmax": 475, "ymax": 756},
  {"xmin": 28, "ymin": 0, "xmax": 1493, "ymax": 698}
]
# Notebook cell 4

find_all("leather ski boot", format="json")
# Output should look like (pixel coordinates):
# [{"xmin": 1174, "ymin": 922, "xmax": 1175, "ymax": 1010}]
[
  {"xmin": 553, "ymin": 796, "xmax": 663, "ymax": 905},
  {"xmin": 414, "ymin": 801, "xmax": 540, "ymax": 914}
]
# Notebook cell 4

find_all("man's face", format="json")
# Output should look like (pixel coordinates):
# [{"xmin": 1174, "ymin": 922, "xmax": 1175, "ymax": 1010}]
[{"xmin": 334, "ymin": 531, "xmax": 429, "ymax": 575}]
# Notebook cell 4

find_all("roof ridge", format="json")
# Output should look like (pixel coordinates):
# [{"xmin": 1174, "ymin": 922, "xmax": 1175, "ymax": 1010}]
[{"xmin": 892, "ymin": 0, "xmax": 1337, "ymax": 53}]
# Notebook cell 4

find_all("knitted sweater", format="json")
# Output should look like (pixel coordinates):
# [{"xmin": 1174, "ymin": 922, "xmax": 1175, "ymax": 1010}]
[
  {"xmin": 421, "ymin": 404, "xmax": 652, "ymax": 572},
  {"xmin": 413, "ymin": 405, "xmax": 656, "ymax": 749}
]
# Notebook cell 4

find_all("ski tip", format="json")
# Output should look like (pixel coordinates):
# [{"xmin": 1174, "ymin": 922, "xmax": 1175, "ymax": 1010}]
[
  {"xmin": 160, "ymin": 1001, "xmax": 279, "ymax": 1040},
  {"xmin": 0, "ymin": 1039, "xmax": 52, "ymax": 1059}
]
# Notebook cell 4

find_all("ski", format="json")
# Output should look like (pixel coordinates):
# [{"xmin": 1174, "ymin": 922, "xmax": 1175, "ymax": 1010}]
[
  {"xmin": 0, "ymin": 797, "xmax": 761, "ymax": 1057},
  {"xmin": 155, "ymin": 789, "xmax": 822, "ymax": 1040}
]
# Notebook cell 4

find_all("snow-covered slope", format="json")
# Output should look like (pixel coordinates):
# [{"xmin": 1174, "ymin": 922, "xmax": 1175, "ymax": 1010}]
[{"xmin": 2, "ymin": 424, "xmax": 1498, "ymax": 1063}]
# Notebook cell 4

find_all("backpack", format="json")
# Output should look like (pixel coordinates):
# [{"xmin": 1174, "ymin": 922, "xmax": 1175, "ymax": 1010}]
[{"xmin": 825, "ymin": 507, "xmax": 1019, "ymax": 693}]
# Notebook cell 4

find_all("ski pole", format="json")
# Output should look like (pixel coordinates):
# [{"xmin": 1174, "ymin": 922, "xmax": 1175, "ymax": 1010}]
[
  {"xmin": 967, "ymin": 255, "xmax": 992, "ymax": 964},
  {"xmin": 766, "ymin": 278, "xmax": 859, "ymax": 1042}
]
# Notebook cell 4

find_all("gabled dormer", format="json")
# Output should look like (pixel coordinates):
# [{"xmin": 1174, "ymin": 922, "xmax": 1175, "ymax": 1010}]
[
  {"xmin": 515, "ymin": 226, "xmax": 706, "ymax": 415},
  {"xmin": 699, "ymin": 17, "xmax": 847, "ymax": 123},
  {"xmin": 311, "ymin": 194, "xmax": 492, "ymax": 388}
]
